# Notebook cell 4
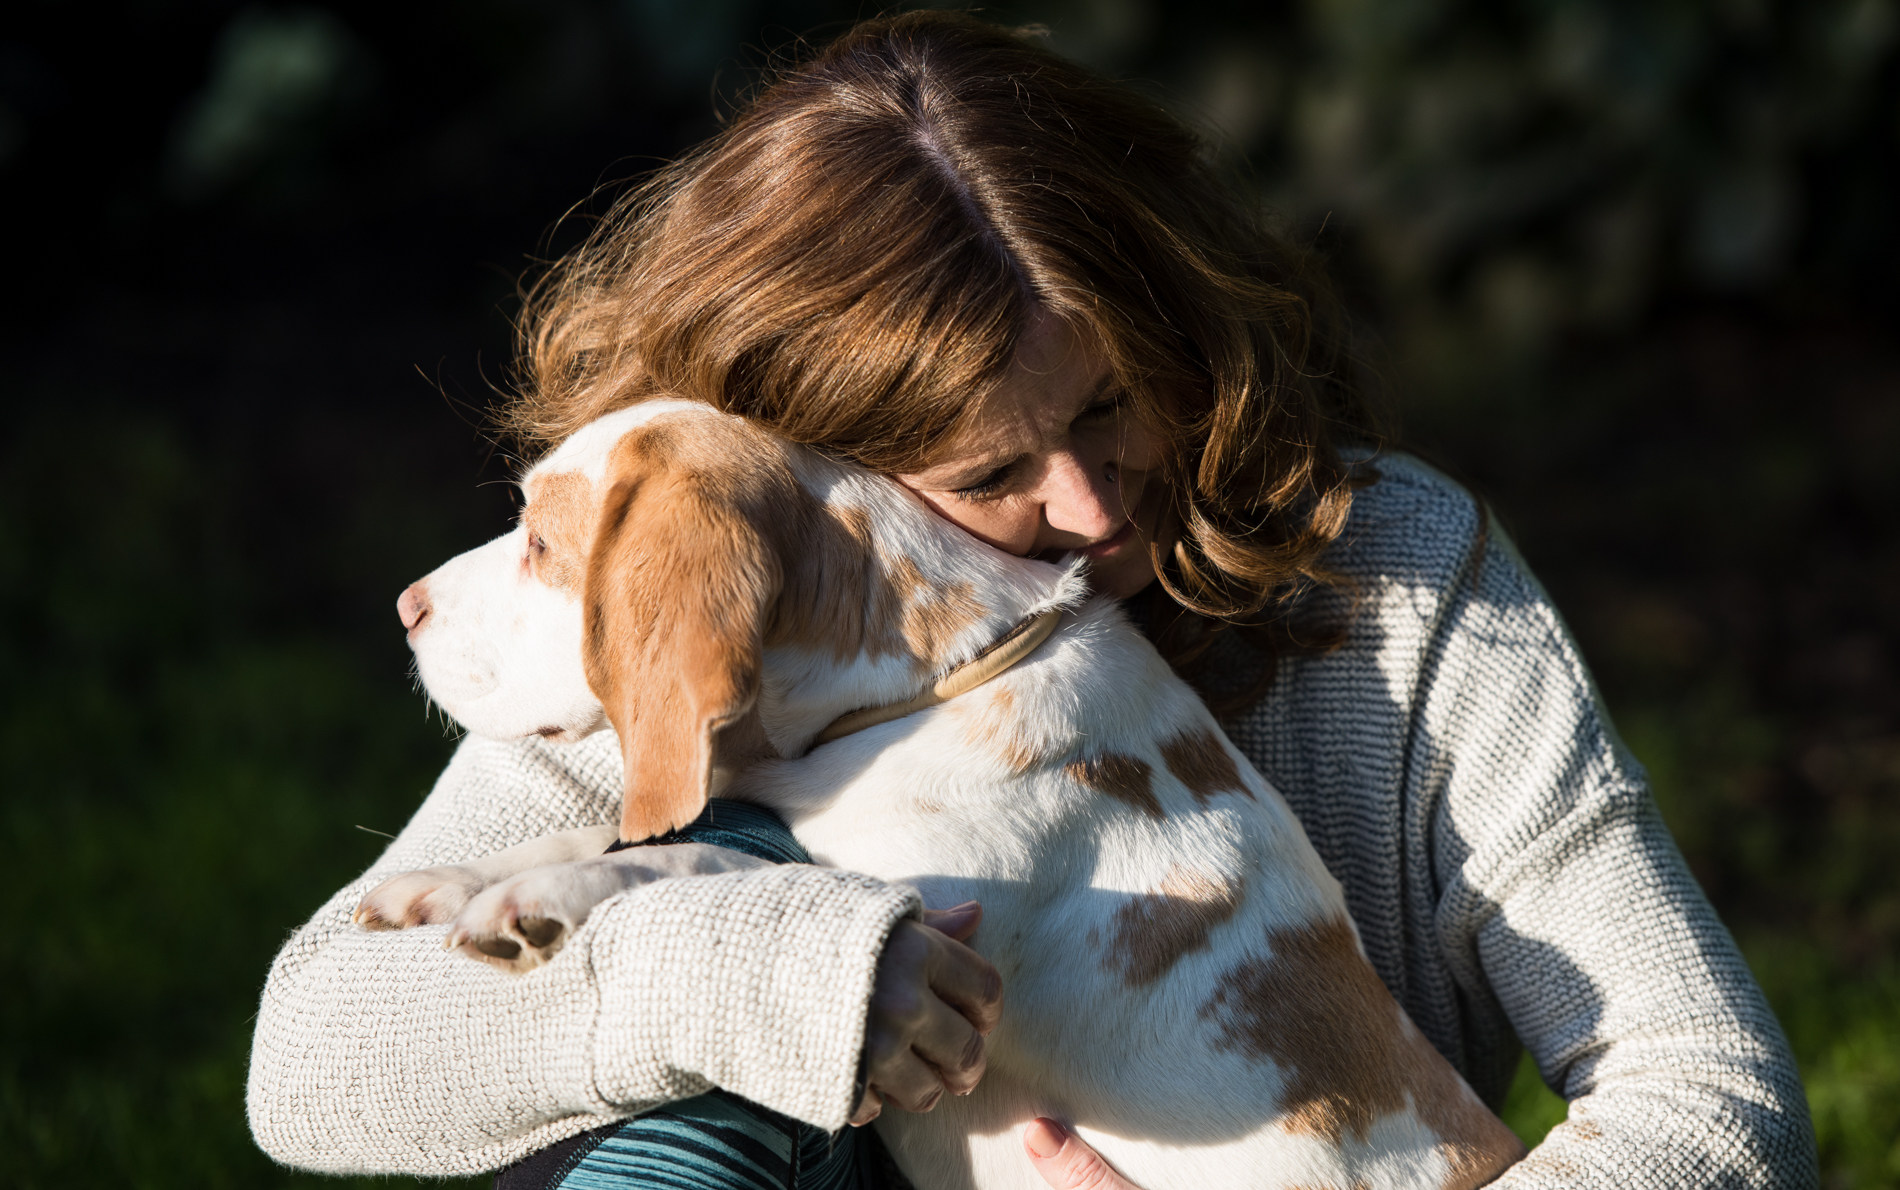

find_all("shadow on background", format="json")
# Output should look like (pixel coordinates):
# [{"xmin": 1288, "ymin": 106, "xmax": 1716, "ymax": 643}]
[{"xmin": 2, "ymin": 0, "xmax": 1895, "ymax": 1186}]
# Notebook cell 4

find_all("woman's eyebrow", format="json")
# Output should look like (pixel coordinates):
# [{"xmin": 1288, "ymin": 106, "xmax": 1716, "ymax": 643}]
[{"xmin": 947, "ymin": 452, "xmax": 1027, "ymax": 487}]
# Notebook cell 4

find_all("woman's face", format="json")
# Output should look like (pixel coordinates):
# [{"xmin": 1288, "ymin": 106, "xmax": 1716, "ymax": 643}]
[{"xmin": 895, "ymin": 310, "xmax": 1164, "ymax": 600}]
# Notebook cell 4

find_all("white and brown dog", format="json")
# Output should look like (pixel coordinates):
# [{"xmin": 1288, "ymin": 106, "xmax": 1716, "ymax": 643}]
[{"xmin": 358, "ymin": 400, "xmax": 1524, "ymax": 1190}]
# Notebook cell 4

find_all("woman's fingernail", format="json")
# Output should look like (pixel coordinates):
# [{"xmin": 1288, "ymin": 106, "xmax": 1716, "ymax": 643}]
[
  {"xmin": 961, "ymin": 1031, "xmax": 987, "ymax": 1070},
  {"xmin": 1025, "ymin": 1118, "xmax": 1066, "ymax": 1159}
]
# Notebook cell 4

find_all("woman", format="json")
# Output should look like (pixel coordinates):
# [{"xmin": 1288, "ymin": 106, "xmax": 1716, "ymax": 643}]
[{"xmin": 246, "ymin": 12, "xmax": 1816, "ymax": 1189}]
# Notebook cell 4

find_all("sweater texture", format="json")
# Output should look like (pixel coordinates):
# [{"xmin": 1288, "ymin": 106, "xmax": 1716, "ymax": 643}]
[{"xmin": 246, "ymin": 454, "xmax": 1817, "ymax": 1187}]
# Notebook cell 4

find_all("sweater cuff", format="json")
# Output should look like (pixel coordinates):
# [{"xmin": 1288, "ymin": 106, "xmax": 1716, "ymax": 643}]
[{"xmin": 584, "ymin": 865, "xmax": 922, "ymax": 1130}]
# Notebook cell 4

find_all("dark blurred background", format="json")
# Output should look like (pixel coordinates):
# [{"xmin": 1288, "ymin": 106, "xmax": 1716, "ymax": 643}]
[{"xmin": 2, "ymin": 1, "xmax": 1895, "ymax": 1185}]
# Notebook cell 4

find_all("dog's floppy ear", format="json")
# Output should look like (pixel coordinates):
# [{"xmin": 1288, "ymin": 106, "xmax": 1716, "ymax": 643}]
[{"xmin": 583, "ymin": 427, "xmax": 783, "ymax": 844}]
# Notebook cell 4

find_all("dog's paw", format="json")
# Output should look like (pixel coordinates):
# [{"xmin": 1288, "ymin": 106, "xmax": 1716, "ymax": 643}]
[
  {"xmin": 444, "ymin": 864, "xmax": 610, "ymax": 972},
  {"xmin": 439, "ymin": 843, "xmax": 775, "ymax": 973},
  {"xmin": 353, "ymin": 866, "xmax": 485, "ymax": 930}
]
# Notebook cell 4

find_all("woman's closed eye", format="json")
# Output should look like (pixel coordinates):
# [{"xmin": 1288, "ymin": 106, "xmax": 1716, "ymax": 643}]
[
  {"xmin": 953, "ymin": 463, "xmax": 1016, "ymax": 501},
  {"xmin": 1076, "ymin": 392, "xmax": 1123, "ymax": 424},
  {"xmin": 951, "ymin": 395, "xmax": 1126, "ymax": 502}
]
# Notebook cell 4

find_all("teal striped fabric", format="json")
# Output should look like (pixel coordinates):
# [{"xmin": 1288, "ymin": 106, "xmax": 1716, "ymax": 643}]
[{"xmin": 559, "ymin": 1092, "xmax": 861, "ymax": 1190}]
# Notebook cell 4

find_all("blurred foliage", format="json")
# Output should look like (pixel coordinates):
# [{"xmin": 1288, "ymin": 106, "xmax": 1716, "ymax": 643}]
[
  {"xmin": 2, "ymin": 0, "xmax": 1896, "ymax": 1185},
  {"xmin": 0, "ymin": 411, "xmax": 481, "ymax": 1188}
]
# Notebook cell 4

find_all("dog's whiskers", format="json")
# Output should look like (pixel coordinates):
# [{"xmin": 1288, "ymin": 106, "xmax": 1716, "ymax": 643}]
[{"xmin": 405, "ymin": 657, "xmax": 464, "ymax": 738}]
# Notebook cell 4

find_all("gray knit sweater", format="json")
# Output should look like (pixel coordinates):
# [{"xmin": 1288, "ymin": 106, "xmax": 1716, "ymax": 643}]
[{"xmin": 246, "ymin": 454, "xmax": 1817, "ymax": 1186}]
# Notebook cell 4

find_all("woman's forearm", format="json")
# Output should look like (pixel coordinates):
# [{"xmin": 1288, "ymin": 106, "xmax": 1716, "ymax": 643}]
[
  {"xmin": 1459, "ymin": 786, "xmax": 1815, "ymax": 1189},
  {"xmin": 245, "ymin": 733, "xmax": 918, "ymax": 1176},
  {"xmin": 1409, "ymin": 516, "xmax": 1817, "ymax": 1188}
]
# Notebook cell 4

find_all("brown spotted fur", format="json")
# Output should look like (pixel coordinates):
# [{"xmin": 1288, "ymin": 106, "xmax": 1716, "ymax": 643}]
[
  {"xmin": 1064, "ymin": 754, "xmax": 1161, "ymax": 818},
  {"xmin": 959, "ymin": 685, "xmax": 1044, "ymax": 774},
  {"xmin": 521, "ymin": 470, "xmax": 599, "ymax": 594},
  {"xmin": 1198, "ymin": 914, "xmax": 1525, "ymax": 1187},
  {"xmin": 1102, "ymin": 865, "xmax": 1245, "ymax": 986},
  {"xmin": 1161, "ymin": 728, "xmax": 1251, "ymax": 804}
]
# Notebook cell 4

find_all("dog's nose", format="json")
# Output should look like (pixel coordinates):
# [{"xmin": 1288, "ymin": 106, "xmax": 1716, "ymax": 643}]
[{"xmin": 397, "ymin": 583, "xmax": 432, "ymax": 633}]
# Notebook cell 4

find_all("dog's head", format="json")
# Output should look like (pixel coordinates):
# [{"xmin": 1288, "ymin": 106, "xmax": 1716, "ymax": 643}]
[{"xmin": 403, "ymin": 400, "xmax": 1077, "ymax": 843}]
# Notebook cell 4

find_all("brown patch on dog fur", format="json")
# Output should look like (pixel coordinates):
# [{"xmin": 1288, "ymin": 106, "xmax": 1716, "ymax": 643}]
[
  {"xmin": 835, "ymin": 503, "xmax": 876, "ymax": 551},
  {"xmin": 1103, "ymin": 866, "xmax": 1244, "ymax": 986},
  {"xmin": 1199, "ymin": 914, "xmax": 1525, "ymax": 1187},
  {"xmin": 1001, "ymin": 738, "xmax": 1042, "ymax": 774},
  {"xmin": 960, "ymin": 685, "xmax": 1044, "ymax": 774},
  {"xmin": 1065, "ymin": 753, "xmax": 1160, "ymax": 818},
  {"xmin": 771, "ymin": 504, "xmax": 897, "ymax": 665},
  {"xmin": 891, "ymin": 555, "xmax": 986, "ymax": 664},
  {"xmin": 522, "ymin": 470, "xmax": 598, "ymax": 594},
  {"xmin": 1161, "ymin": 728, "xmax": 1251, "ymax": 804},
  {"xmin": 840, "ymin": 545, "xmax": 985, "ymax": 668},
  {"xmin": 770, "ymin": 504, "xmax": 985, "ymax": 671}
]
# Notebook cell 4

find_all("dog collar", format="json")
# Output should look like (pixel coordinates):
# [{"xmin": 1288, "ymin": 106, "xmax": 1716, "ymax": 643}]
[{"xmin": 810, "ymin": 606, "xmax": 1064, "ymax": 749}]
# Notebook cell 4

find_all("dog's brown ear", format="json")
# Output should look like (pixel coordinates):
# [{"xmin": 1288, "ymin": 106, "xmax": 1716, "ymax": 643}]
[{"xmin": 584, "ymin": 428, "xmax": 783, "ymax": 844}]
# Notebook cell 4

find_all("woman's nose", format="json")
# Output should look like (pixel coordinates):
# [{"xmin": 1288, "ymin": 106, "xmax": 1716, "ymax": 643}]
[{"xmin": 1038, "ymin": 449, "xmax": 1123, "ymax": 539}]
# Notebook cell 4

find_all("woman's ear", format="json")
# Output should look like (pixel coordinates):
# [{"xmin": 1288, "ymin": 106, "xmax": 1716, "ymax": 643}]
[{"xmin": 583, "ymin": 431, "xmax": 782, "ymax": 844}]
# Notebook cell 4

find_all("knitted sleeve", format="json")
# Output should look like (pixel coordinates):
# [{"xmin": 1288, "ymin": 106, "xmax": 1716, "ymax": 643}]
[
  {"xmin": 1413, "ymin": 511, "xmax": 1818, "ymax": 1185},
  {"xmin": 1231, "ymin": 455, "xmax": 1815, "ymax": 1187},
  {"xmin": 244, "ymin": 730, "xmax": 919, "ymax": 1177}
]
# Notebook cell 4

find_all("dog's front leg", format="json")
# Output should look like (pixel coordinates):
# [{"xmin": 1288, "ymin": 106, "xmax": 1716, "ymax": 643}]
[
  {"xmin": 353, "ymin": 825, "xmax": 620, "ymax": 930},
  {"xmin": 446, "ymin": 843, "xmax": 773, "ymax": 973}
]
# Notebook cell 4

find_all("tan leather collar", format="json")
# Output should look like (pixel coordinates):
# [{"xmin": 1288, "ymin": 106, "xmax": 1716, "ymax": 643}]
[{"xmin": 810, "ymin": 607, "xmax": 1064, "ymax": 749}]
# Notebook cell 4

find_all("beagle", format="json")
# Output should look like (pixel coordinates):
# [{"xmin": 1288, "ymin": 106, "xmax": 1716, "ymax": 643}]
[{"xmin": 357, "ymin": 400, "xmax": 1525, "ymax": 1190}]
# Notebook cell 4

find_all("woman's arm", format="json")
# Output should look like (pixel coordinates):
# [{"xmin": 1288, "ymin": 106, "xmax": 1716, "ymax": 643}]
[
  {"xmin": 1414, "ymin": 525, "xmax": 1818, "ymax": 1186},
  {"xmin": 246, "ymin": 731, "xmax": 922, "ymax": 1176},
  {"xmin": 1208, "ymin": 454, "xmax": 1817, "ymax": 1189}
]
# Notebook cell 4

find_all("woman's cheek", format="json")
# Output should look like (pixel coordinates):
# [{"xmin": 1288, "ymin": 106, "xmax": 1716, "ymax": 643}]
[{"xmin": 974, "ymin": 498, "xmax": 1045, "ymax": 557}]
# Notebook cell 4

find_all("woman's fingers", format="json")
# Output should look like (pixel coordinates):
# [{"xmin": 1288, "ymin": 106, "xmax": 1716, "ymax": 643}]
[
  {"xmin": 920, "ymin": 903, "xmax": 1006, "ymax": 1035},
  {"xmin": 911, "ymin": 1002, "xmax": 990, "ymax": 1097},
  {"xmin": 920, "ymin": 901, "xmax": 982, "ymax": 940},
  {"xmin": 858, "ymin": 904, "xmax": 1005, "ymax": 1122},
  {"xmin": 1024, "ymin": 1119, "xmax": 1144, "ymax": 1190},
  {"xmin": 867, "ymin": 1048, "xmax": 952, "ymax": 1113},
  {"xmin": 863, "ymin": 922, "xmax": 989, "ymax": 1105}
]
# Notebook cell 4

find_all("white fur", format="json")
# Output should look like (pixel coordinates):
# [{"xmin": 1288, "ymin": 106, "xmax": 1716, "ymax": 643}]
[{"xmin": 402, "ymin": 402, "xmax": 702, "ymax": 744}]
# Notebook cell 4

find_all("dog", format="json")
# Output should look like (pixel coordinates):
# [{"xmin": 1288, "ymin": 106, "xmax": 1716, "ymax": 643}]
[{"xmin": 356, "ymin": 399, "xmax": 1526, "ymax": 1190}]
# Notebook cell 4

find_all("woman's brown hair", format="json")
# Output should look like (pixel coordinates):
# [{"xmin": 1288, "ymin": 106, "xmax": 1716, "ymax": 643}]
[{"xmin": 507, "ymin": 9, "xmax": 1388, "ymax": 683}]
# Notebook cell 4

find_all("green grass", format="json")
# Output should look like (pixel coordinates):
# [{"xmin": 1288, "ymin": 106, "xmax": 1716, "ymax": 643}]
[
  {"xmin": 1501, "ymin": 1053, "xmax": 1569, "ymax": 1150},
  {"xmin": 0, "ymin": 638, "xmax": 484, "ymax": 1188}
]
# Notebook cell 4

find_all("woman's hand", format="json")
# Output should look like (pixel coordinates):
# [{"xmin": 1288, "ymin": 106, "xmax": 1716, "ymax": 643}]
[
  {"xmin": 851, "ymin": 901, "xmax": 1004, "ymax": 1125},
  {"xmin": 1024, "ymin": 1118, "xmax": 1145, "ymax": 1190}
]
